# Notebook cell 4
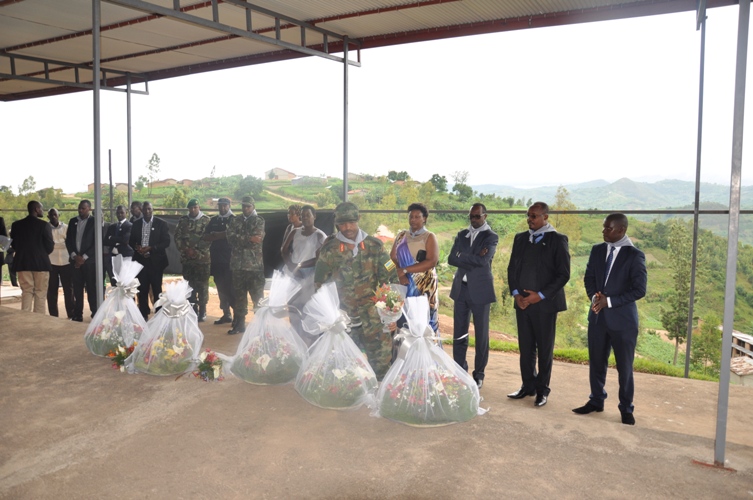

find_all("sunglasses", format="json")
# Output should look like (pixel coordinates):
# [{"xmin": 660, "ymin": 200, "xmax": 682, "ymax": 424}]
[{"xmin": 468, "ymin": 214, "xmax": 484, "ymax": 220}]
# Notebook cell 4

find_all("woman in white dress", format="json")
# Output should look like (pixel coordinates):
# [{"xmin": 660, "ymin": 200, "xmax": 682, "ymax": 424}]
[{"xmin": 281, "ymin": 205, "xmax": 327, "ymax": 345}]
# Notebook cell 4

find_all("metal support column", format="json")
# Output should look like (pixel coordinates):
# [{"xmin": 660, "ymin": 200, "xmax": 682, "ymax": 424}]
[
  {"xmin": 715, "ymin": 0, "xmax": 749, "ymax": 467},
  {"xmin": 127, "ymin": 73, "xmax": 133, "ymax": 207},
  {"xmin": 92, "ymin": 0, "xmax": 105, "ymax": 307},
  {"xmin": 342, "ymin": 36, "xmax": 349, "ymax": 202},
  {"xmin": 685, "ymin": 10, "xmax": 707, "ymax": 377}
]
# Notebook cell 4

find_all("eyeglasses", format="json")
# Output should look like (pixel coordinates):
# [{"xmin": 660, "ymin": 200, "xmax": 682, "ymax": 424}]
[{"xmin": 469, "ymin": 214, "xmax": 484, "ymax": 220}]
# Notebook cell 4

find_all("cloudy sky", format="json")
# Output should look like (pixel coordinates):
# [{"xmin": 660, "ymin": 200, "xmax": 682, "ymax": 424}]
[{"xmin": 1, "ymin": 5, "xmax": 751, "ymax": 195}]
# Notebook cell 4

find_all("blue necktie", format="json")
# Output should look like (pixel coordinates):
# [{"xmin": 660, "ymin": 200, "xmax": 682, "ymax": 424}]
[{"xmin": 604, "ymin": 245, "xmax": 615, "ymax": 287}]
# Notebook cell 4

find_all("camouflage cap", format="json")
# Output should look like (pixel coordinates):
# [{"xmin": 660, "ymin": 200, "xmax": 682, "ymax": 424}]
[
  {"xmin": 187, "ymin": 198, "xmax": 199, "ymax": 208},
  {"xmin": 241, "ymin": 195, "xmax": 255, "ymax": 206},
  {"xmin": 217, "ymin": 197, "xmax": 231, "ymax": 205},
  {"xmin": 334, "ymin": 201, "xmax": 359, "ymax": 223}
]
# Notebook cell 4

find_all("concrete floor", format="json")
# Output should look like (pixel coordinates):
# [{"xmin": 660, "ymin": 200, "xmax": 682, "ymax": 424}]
[{"xmin": 1, "ymin": 300, "xmax": 752, "ymax": 499}]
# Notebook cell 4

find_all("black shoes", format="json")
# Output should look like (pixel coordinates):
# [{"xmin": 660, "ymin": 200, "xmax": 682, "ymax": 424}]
[
  {"xmin": 572, "ymin": 402, "xmax": 604, "ymax": 415},
  {"xmin": 197, "ymin": 313, "xmax": 207, "ymax": 323},
  {"xmin": 475, "ymin": 379, "xmax": 483, "ymax": 390},
  {"xmin": 534, "ymin": 394, "xmax": 548, "ymax": 407},
  {"xmin": 71, "ymin": 316, "xmax": 83, "ymax": 322},
  {"xmin": 507, "ymin": 387, "xmax": 536, "ymax": 399},
  {"xmin": 214, "ymin": 314, "xmax": 232, "ymax": 325},
  {"xmin": 228, "ymin": 320, "xmax": 245, "ymax": 335},
  {"xmin": 621, "ymin": 411, "xmax": 636, "ymax": 425}
]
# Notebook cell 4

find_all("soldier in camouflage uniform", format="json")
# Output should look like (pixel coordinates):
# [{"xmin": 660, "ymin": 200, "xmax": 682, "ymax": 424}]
[
  {"xmin": 202, "ymin": 197, "xmax": 235, "ymax": 325},
  {"xmin": 226, "ymin": 195, "xmax": 265, "ymax": 334},
  {"xmin": 174, "ymin": 199, "xmax": 211, "ymax": 321},
  {"xmin": 314, "ymin": 201, "xmax": 398, "ymax": 380}
]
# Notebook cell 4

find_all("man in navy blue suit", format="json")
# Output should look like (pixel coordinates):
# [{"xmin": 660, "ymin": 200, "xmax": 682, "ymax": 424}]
[
  {"xmin": 448, "ymin": 202, "xmax": 498, "ymax": 389},
  {"xmin": 573, "ymin": 213, "xmax": 647, "ymax": 425},
  {"xmin": 507, "ymin": 202, "xmax": 570, "ymax": 407}
]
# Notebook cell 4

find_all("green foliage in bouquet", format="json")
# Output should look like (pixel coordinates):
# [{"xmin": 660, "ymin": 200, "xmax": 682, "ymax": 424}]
[
  {"xmin": 379, "ymin": 362, "xmax": 477, "ymax": 426},
  {"xmin": 297, "ymin": 356, "xmax": 378, "ymax": 410},
  {"xmin": 194, "ymin": 349, "xmax": 224, "ymax": 382},
  {"xmin": 131, "ymin": 331, "xmax": 194, "ymax": 376},
  {"xmin": 85, "ymin": 312, "xmax": 143, "ymax": 357},
  {"xmin": 230, "ymin": 332, "xmax": 303, "ymax": 385}
]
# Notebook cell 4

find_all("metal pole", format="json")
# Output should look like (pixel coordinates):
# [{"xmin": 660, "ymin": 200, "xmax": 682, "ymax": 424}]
[
  {"xmin": 92, "ymin": 0, "xmax": 104, "ymax": 308},
  {"xmin": 715, "ymin": 0, "xmax": 749, "ymax": 467},
  {"xmin": 108, "ymin": 149, "xmax": 114, "ymax": 222},
  {"xmin": 685, "ymin": 13, "xmax": 707, "ymax": 377},
  {"xmin": 127, "ymin": 73, "xmax": 133, "ymax": 207},
  {"xmin": 342, "ymin": 36, "xmax": 349, "ymax": 203}
]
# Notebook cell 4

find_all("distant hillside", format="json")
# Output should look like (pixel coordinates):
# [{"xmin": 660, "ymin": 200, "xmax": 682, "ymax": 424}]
[{"xmin": 473, "ymin": 178, "xmax": 753, "ymax": 210}]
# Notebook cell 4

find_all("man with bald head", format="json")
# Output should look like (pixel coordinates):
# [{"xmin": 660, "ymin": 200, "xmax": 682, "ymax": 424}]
[{"xmin": 11, "ymin": 200, "xmax": 54, "ymax": 314}]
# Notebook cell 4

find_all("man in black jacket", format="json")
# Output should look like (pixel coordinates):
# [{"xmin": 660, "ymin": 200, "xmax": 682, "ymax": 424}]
[
  {"xmin": 10, "ymin": 200, "xmax": 54, "ymax": 313},
  {"xmin": 507, "ymin": 202, "xmax": 570, "ymax": 407},
  {"xmin": 103, "ymin": 205, "xmax": 133, "ymax": 286},
  {"xmin": 129, "ymin": 201, "xmax": 171, "ymax": 320},
  {"xmin": 65, "ymin": 199, "xmax": 98, "ymax": 321}
]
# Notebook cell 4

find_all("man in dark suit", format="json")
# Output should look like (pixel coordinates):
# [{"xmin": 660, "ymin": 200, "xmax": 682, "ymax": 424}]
[
  {"xmin": 65, "ymin": 199, "xmax": 98, "ymax": 321},
  {"xmin": 448, "ymin": 202, "xmax": 498, "ymax": 389},
  {"xmin": 10, "ymin": 200, "xmax": 54, "ymax": 313},
  {"xmin": 573, "ymin": 213, "xmax": 647, "ymax": 425},
  {"xmin": 507, "ymin": 201, "xmax": 570, "ymax": 407},
  {"xmin": 103, "ymin": 205, "xmax": 133, "ymax": 286},
  {"xmin": 129, "ymin": 201, "xmax": 171, "ymax": 320}
]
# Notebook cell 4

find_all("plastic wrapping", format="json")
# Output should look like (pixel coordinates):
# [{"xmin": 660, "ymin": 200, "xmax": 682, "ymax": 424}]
[
  {"xmin": 84, "ymin": 256, "xmax": 146, "ymax": 357},
  {"xmin": 228, "ymin": 270, "xmax": 308, "ymax": 385},
  {"xmin": 126, "ymin": 280, "xmax": 204, "ymax": 376},
  {"xmin": 375, "ymin": 296, "xmax": 481, "ymax": 426},
  {"xmin": 295, "ymin": 283, "xmax": 378, "ymax": 410}
]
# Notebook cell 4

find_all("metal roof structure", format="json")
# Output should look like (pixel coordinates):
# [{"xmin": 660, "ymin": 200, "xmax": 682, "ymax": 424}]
[
  {"xmin": 0, "ymin": 0, "xmax": 737, "ymax": 101},
  {"xmin": 1, "ymin": 0, "xmax": 750, "ymax": 468}
]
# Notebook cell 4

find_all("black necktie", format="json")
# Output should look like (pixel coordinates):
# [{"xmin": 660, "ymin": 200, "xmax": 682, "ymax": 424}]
[{"xmin": 604, "ymin": 245, "xmax": 615, "ymax": 287}]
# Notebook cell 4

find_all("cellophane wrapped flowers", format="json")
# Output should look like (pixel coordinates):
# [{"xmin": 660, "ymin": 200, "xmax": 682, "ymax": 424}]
[
  {"xmin": 375, "ymin": 296, "xmax": 482, "ymax": 426},
  {"xmin": 126, "ymin": 280, "xmax": 204, "ymax": 376},
  {"xmin": 295, "ymin": 283, "xmax": 378, "ymax": 410},
  {"xmin": 84, "ymin": 257, "xmax": 146, "ymax": 357}
]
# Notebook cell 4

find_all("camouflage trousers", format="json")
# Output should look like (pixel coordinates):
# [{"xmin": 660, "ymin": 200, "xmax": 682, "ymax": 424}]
[
  {"xmin": 182, "ymin": 262, "xmax": 210, "ymax": 309},
  {"xmin": 349, "ymin": 309, "xmax": 393, "ymax": 381},
  {"xmin": 232, "ymin": 269, "xmax": 265, "ymax": 318}
]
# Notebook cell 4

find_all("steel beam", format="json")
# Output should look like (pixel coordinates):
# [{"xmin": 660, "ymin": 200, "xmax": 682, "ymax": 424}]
[
  {"xmin": 685, "ymin": 8, "xmax": 707, "ymax": 377},
  {"xmin": 715, "ymin": 0, "xmax": 749, "ymax": 468},
  {"xmin": 0, "ymin": 52, "xmax": 149, "ymax": 94},
  {"xmin": 105, "ymin": 0, "xmax": 360, "ymax": 66},
  {"xmin": 93, "ymin": 0, "xmax": 105, "ymax": 308}
]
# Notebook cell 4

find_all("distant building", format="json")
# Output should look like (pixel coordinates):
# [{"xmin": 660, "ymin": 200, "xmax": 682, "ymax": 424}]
[
  {"xmin": 265, "ymin": 168, "xmax": 296, "ymax": 180},
  {"xmin": 732, "ymin": 331, "xmax": 753, "ymax": 359},
  {"xmin": 151, "ymin": 178, "xmax": 178, "ymax": 188},
  {"xmin": 87, "ymin": 182, "xmax": 132, "ymax": 193},
  {"xmin": 730, "ymin": 356, "xmax": 753, "ymax": 386},
  {"xmin": 179, "ymin": 179, "xmax": 194, "ymax": 187}
]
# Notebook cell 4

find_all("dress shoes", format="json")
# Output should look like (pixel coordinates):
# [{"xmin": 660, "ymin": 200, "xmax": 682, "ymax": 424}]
[
  {"xmin": 534, "ymin": 394, "xmax": 548, "ymax": 407},
  {"xmin": 572, "ymin": 402, "xmax": 604, "ymax": 415},
  {"xmin": 71, "ymin": 316, "xmax": 83, "ymax": 322},
  {"xmin": 621, "ymin": 411, "xmax": 636, "ymax": 425},
  {"xmin": 507, "ymin": 387, "xmax": 536, "ymax": 399}
]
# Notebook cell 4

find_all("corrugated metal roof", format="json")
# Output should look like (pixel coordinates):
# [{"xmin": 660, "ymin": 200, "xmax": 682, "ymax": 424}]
[{"xmin": 0, "ymin": 0, "xmax": 736, "ymax": 101}]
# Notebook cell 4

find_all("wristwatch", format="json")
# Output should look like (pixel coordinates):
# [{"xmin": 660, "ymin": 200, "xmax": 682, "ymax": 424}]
[{"xmin": 402, "ymin": 268, "xmax": 408, "ymax": 275}]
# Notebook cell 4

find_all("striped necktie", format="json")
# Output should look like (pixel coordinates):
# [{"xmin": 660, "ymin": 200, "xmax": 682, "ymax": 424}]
[{"xmin": 604, "ymin": 245, "xmax": 615, "ymax": 287}]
